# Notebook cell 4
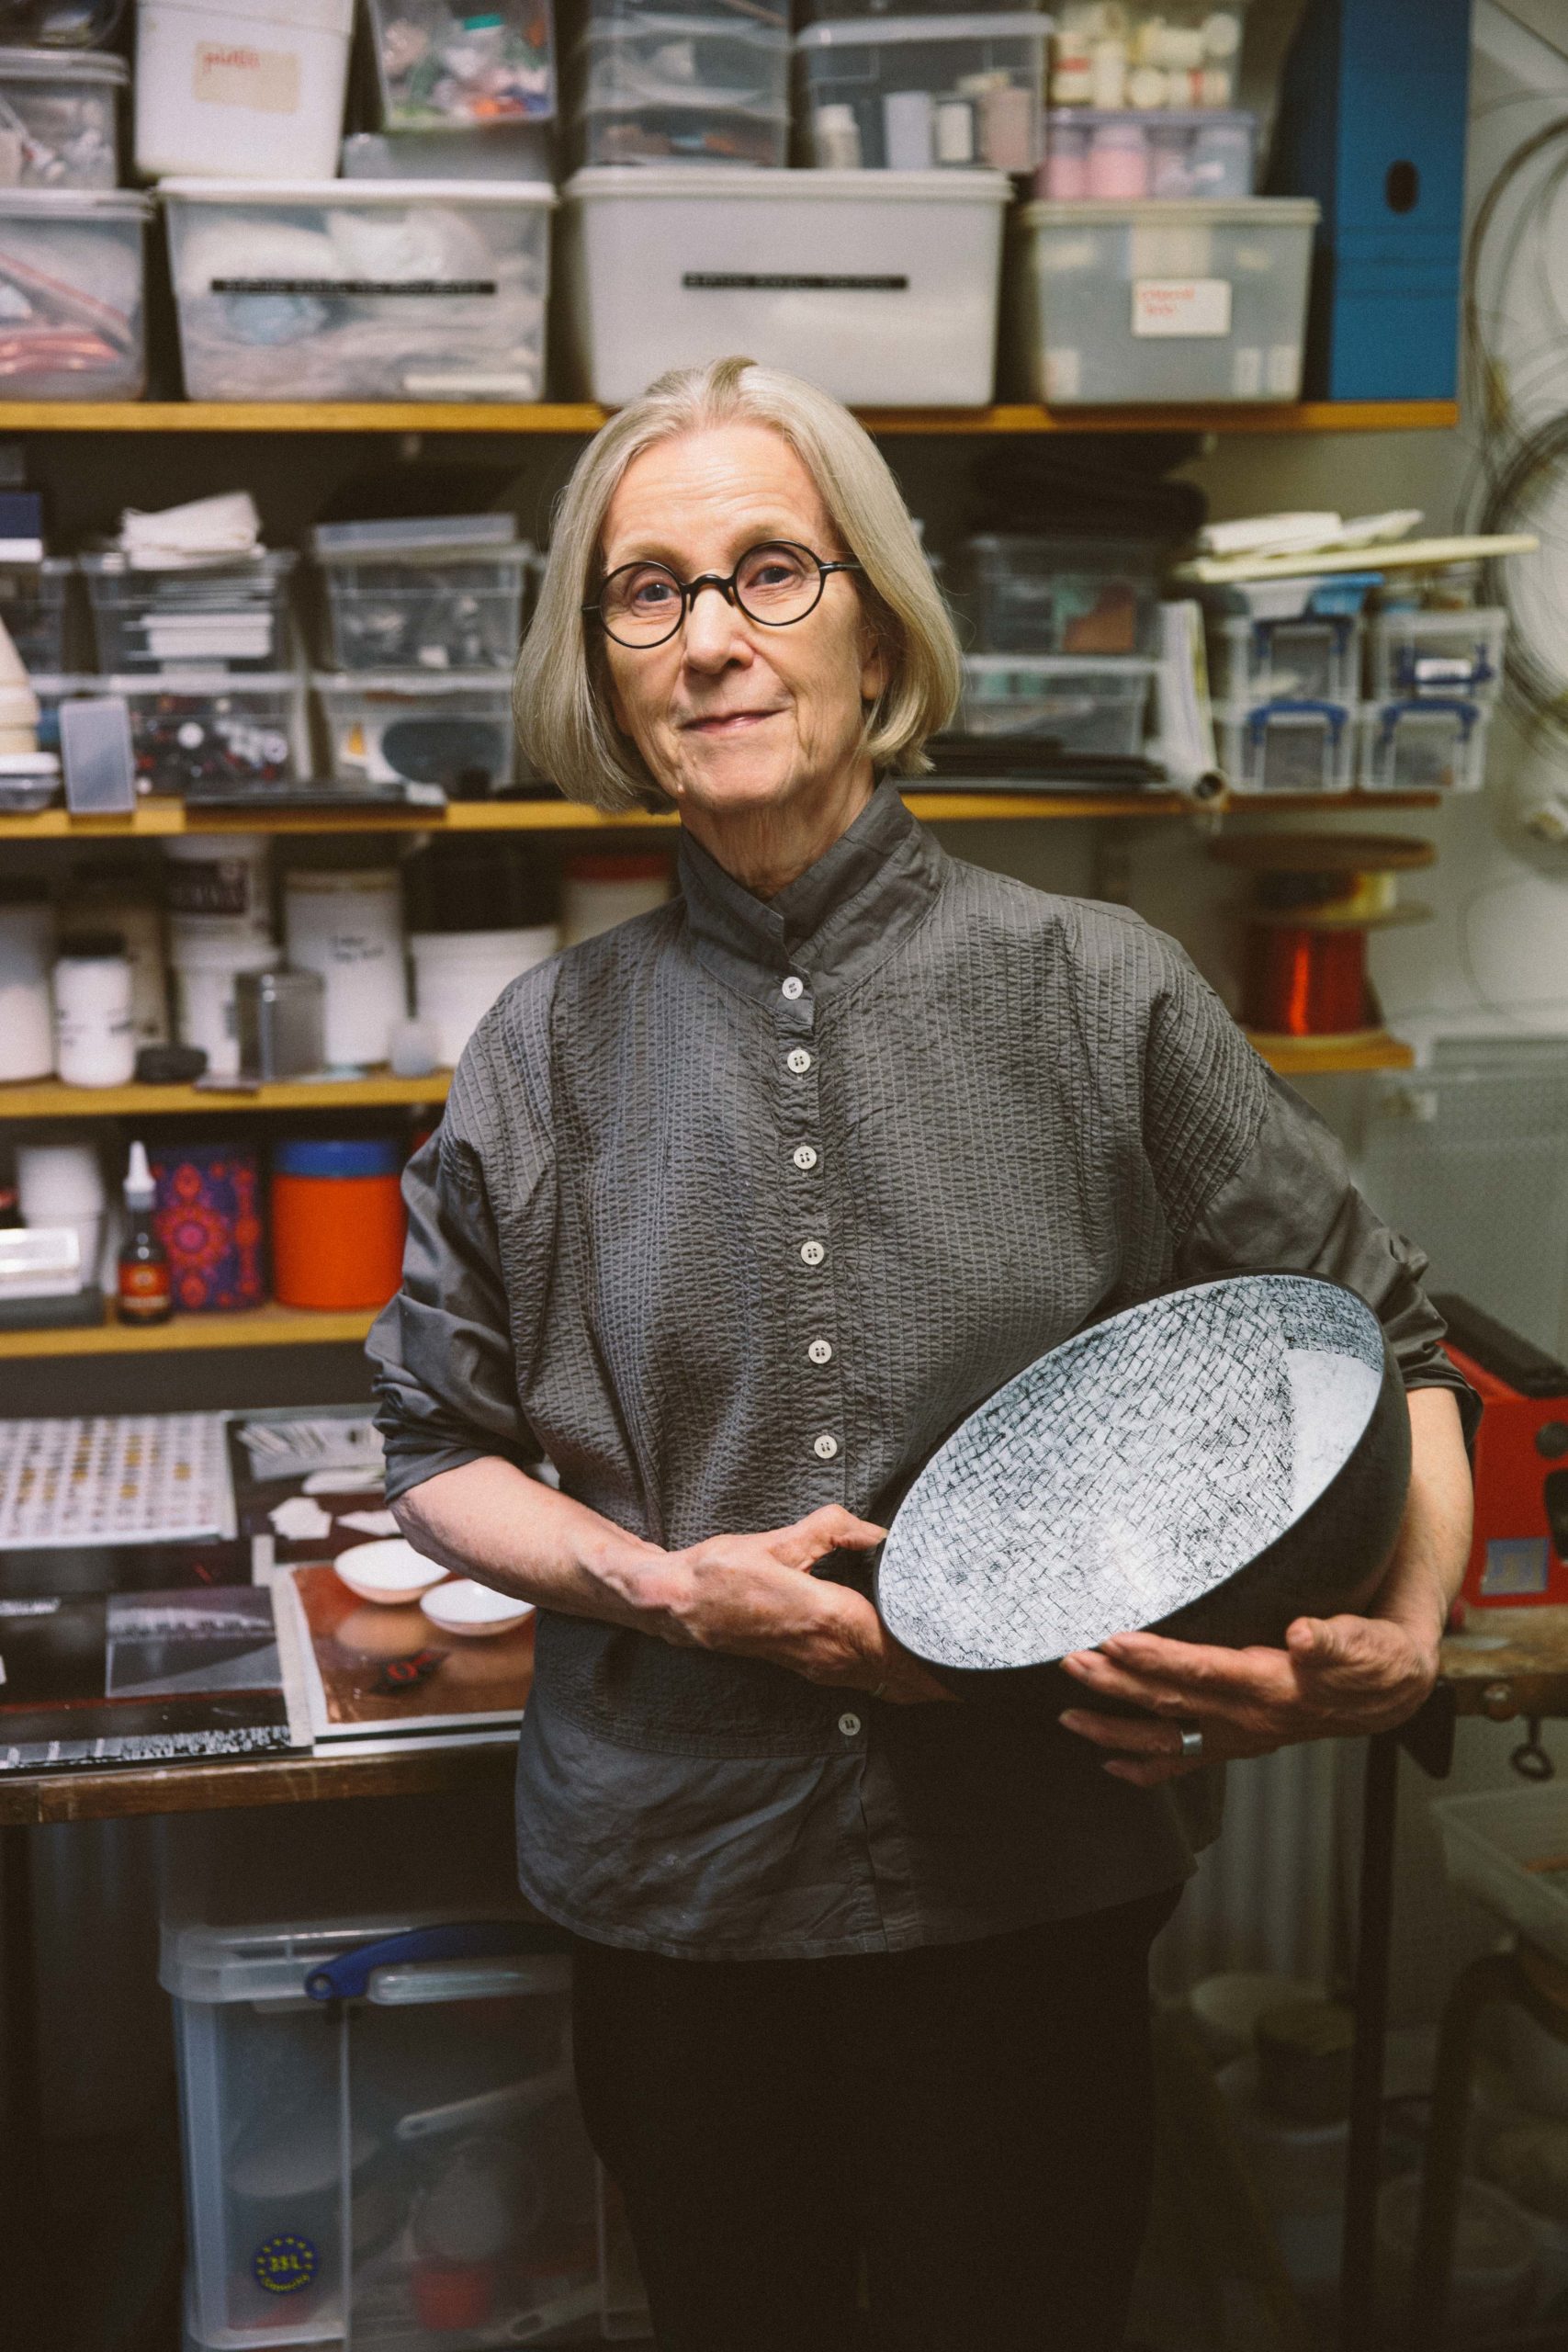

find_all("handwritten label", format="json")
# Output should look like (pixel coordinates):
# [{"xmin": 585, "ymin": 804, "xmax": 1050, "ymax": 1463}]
[
  {"xmin": 193, "ymin": 42, "xmax": 300, "ymax": 116},
  {"xmin": 1131, "ymin": 277, "xmax": 1233, "ymax": 338}
]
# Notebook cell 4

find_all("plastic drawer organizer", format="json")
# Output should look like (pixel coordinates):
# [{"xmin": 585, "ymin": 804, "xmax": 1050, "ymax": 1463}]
[
  {"xmin": 558, "ymin": 164, "xmax": 1011, "ymax": 407},
  {"xmin": 1358, "ymin": 699, "xmax": 1491, "ymax": 795},
  {"xmin": 367, "ymin": 0, "xmax": 555, "ymax": 130},
  {"xmin": 1366, "ymin": 607, "xmax": 1507, "ymax": 703},
  {"xmin": 1207, "ymin": 612, "xmax": 1361, "ymax": 710},
  {"xmin": 80, "ymin": 553, "xmax": 297, "ymax": 673},
  {"xmin": 954, "ymin": 535, "xmax": 1158, "ymax": 656},
  {"xmin": 0, "ymin": 48, "xmax": 128, "ymax": 187},
  {"xmin": 570, "ymin": 15, "xmax": 790, "ymax": 169},
  {"xmin": 163, "ymin": 1913, "xmax": 610, "ymax": 2351},
  {"xmin": 314, "ymin": 672, "xmax": 518, "ymax": 793},
  {"xmin": 1038, "ymin": 107, "xmax": 1256, "ymax": 200},
  {"xmin": 1215, "ymin": 699, "xmax": 1356, "ymax": 795},
  {"xmin": 0, "ymin": 555, "xmax": 70, "ymax": 671},
  {"xmin": 161, "ymin": 180, "xmax": 554, "ymax": 404},
  {"xmin": 0, "ymin": 188, "xmax": 151, "ymax": 400},
  {"xmin": 314, "ymin": 516, "xmax": 532, "ymax": 672},
  {"xmin": 107, "ymin": 674, "xmax": 308, "ymax": 799},
  {"xmin": 959, "ymin": 654, "xmax": 1157, "ymax": 758},
  {"xmin": 1049, "ymin": 0, "xmax": 1249, "ymax": 110},
  {"xmin": 795, "ymin": 14, "xmax": 1050, "ymax": 173},
  {"xmin": 1010, "ymin": 197, "xmax": 1318, "ymax": 405}
]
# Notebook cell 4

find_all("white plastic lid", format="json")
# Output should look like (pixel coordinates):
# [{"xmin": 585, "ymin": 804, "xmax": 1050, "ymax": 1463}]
[
  {"xmin": 152, "ymin": 0, "xmax": 353, "ymax": 35},
  {"xmin": 0, "ymin": 45, "xmax": 129, "ymax": 82},
  {"xmin": 576, "ymin": 12, "xmax": 787, "ymax": 42},
  {"xmin": 313, "ymin": 512, "xmax": 520, "ymax": 557},
  {"xmin": 797, "ymin": 11, "xmax": 1050, "ymax": 45},
  {"xmin": 563, "ymin": 163, "xmax": 1012, "ymax": 201},
  {"xmin": 0, "ymin": 187, "xmax": 152, "ymax": 219},
  {"xmin": 1045, "ymin": 107, "xmax": 1255, "ymax": 130},
  {"xmin": 1021, "ymin": 195, "xmax": 1319, "ymax": 225},
  {"xmin": 964, "ymin": 653, "xmax": 1160, "ymax": 678},
  {"xmin": 79, "ymin": 549, "xmax": 296, "ymax": 576},
  {"xmin": 159, "ymin": 176, "xmax": 555, "ymax": 207},
  {"xmin": 98, "ymin": 670, "xmax": 301, "ymax": 694},
  {"xmin": 0, "ymin": 750, "xmax": 59, "ymax": 774}
]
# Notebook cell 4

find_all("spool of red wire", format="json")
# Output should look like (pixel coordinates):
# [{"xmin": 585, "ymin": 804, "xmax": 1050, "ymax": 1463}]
[{"xmin": 1244, "ymin": 925, "xmax": 1370, "ymax": 1037}]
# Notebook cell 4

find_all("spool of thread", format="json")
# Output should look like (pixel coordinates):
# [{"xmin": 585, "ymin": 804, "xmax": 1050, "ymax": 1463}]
[
  {"xmin": 1245, "ymin": 926, "xmax": 1368, "ymax": 1037},
  {"xmin": 1213, "ymin": 832, "xmax": 1435, "ymax": 1041}
]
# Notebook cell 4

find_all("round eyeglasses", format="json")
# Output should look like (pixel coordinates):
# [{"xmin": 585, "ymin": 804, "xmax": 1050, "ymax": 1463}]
[{"xmin": 584, "ymin": 540, "xmax": 863, "ymax": 650}]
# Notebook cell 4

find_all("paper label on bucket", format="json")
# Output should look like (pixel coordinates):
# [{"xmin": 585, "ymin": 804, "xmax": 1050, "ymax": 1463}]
[
  {"xmin": 193, "ymin": 41, "xmax": 301, "ymax": 116},
  {"xmin": 1131, "ymin": 277, "xmax": 1232, "ymax": 337}
]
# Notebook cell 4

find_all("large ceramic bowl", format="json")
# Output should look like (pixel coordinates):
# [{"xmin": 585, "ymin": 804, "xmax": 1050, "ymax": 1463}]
[{"xmin": 875, "ymin": 1272, "xmax": 1410, "ymax": 1689}]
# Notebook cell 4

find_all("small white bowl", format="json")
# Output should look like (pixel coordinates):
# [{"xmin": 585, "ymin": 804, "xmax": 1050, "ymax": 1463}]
[
  {"xmin": 420, "ymin": 1579, "xmax": 535, "ymax": 1639},
  {"xmin": 333, "ymin": 1539, "xmax": 449, "ymax": 1608}
]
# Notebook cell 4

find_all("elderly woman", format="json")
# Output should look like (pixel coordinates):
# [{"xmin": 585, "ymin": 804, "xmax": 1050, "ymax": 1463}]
[{"xmin": 369, "ymin": 357, "xmax": 1474, "ymax": 2352}]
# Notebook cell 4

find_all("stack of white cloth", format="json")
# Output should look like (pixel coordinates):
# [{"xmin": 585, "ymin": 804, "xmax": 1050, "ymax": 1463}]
[{"xmin": 118, "ymin": 491, "xmax": 264, "ymax": 571}]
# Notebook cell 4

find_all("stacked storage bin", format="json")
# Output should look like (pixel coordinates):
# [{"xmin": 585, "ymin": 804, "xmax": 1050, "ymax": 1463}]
[
  {"xmin": 141, "ymin": 0, "xmax": 556, "ymax": 403},
  {"xmin": 950, "ymin": 534, "xmax": 1164, "ymax": 782},
  {"xmin": 1009, "ymin": 0, "xmax": 1322, "ymax": 407},
  {"xmin": 558, "ymin": 0, "xmax": 1019, "ymax": 405},
  {"xmin": 0, "ymin": 37, "xmax": 152, "ymax": 398},
  {"xmin": 1359, "ymin": 597, "xmax": 1507, "ymax": 795},
  {"xmin": 310, "ymin": 514, "xmax": 532, "ymax": 798},
  {"xmin": 1206, "ymin": 588, "xmax": 1364, "ymax": 796}
]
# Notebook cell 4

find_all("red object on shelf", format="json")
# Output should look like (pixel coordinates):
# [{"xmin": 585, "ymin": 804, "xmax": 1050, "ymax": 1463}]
[
  {"xmin": 1448, "ymin": 1340, "xmax": 1568, "ymax": 1610},
  {"xmin": 271, "ymin": 1138, "xmax": 405, "ymax": 1312},
  {"xmin": 1244, "ymin": 925, "xmax": 1369, "ymax": 1036},
  {"xmin": 411, "ymin": 2259, "xmax": 496, "ymax": 2332}
]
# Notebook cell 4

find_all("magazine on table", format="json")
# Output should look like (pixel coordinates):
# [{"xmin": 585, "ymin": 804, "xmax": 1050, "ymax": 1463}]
[{"xmin": 277, "ymin": 1560, "xmax": 533, "ymax": 1747}]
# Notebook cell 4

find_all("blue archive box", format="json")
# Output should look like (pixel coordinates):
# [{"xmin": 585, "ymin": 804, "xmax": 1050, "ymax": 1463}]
[{"xmin": 1266, "ymin": 0, "xmax": 1472, "ymax": 401}]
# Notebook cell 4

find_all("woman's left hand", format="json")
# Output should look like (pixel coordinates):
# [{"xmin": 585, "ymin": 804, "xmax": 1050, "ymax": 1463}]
[{"xmin": 1056, "ymin": 1611, "xmax": 1440, "ymax": 1786}]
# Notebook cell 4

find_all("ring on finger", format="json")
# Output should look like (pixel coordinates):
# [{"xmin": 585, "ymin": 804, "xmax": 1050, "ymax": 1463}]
[{"xmin": 1177, "ymin": 1722, "xmax": 1204, "ymax": 1762}]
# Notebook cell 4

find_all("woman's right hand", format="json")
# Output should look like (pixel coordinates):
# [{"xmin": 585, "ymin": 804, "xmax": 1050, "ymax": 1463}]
[{"xmin": 634, "ymin": 1505, "xmax": 953, "ymax": 1706}]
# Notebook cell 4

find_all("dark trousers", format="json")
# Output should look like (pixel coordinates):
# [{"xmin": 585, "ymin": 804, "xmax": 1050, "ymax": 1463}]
[{"xmin": 572, "ymin": 1885, "xmax": 1179, "ymax": 2352}]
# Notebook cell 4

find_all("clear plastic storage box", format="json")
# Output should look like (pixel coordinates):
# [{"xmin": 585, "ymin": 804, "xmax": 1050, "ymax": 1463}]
[
  {"xmin": 796, "ymin": 14, "xmax": 1050, "ymax": 172},
  {"xmin": 1208, "ymin": 612, "xmax": 1361, "ymax": 710},
  {"xmin": 953, "ymin": 535, "xmax": 1158, "ymax": 655},
  {"xmin": 1215, "ymin": 698, "xmax": 1356, "ymax": 794},
  {"xmin": 80, "ymin": 552, "xmax": 297, "ymax": 673},
  {"xmin": 1366, "ymin": 607, "xmax": 1507, "ymax": 704},
  {"xmin": 1010, "ymin": 196, "xmax": 1318, "ymax": 405},
  {"xmin": 559, "ymin": 163, "xmax": 1011, "ymax": 405},
  {"xmin": 313, "ymin": 516, "xmax": 531, "ymax": 672},
  {"xmin": 27, "ymin": 671, "xmax": 85, "ymax": 752},
  {"xmin": 959, "ymin": 653, "xmax": 1157, "ymax": 756},
  {"xmin": 367, "ymin": 0, "xmax": 554, "ymax": 129},
  {"xmin": 1038, "ymin": 107, "xmax": 1256, "ymax": 200},
  {"xmin": 0, "ymin": 556, "xmax": 71, "ymax": 672},
  {"xmin": 0, "ymin": 187, "xmax": 149, "ymax": 399},
  {"xmin": 1434, "ymin": 1785, "xmax": 1568, "ymax": 1972},
  {"xmin": 1359, "ymin": 698, "xmax": 1491, "ymax": 795},
  {"xmin": 164, "ymin": 1912, "xmax": 601, "ymax": 2350},
  {"xmin": 570, "ymin": 13, "xmax": 789, "ymax": 166},
  {"xmin": 106, "ymin": 673, "xmax": 308, "ymax": 798},
  {"xmin": 161, "ymin": 179, "xmax": 554, "ymax": 404},
  {"xmin": 314, "ymin": 670, "xmax": 517, "ymax": 792},
  {"xmin": 1049, "ymin": 1, "xmax": 1249, "ymax": 110},
  {"xmin": 0, "ymin": 47, "xmax": 127, "ymax": 187}
]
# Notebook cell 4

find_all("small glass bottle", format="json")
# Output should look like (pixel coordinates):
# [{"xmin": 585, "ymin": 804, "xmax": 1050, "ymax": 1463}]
[{"xmin": 116, "ymin": 1139, "xmax": 172, "ymax": 1327}]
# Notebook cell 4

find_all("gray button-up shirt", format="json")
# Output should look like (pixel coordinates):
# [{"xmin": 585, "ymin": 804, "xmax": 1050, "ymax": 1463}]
[{"xmin": 369, "ymin": 782, "xmax": 1475, "ymax": 1962}]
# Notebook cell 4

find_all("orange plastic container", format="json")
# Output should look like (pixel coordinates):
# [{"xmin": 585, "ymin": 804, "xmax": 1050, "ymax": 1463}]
[{"xmin": 271, "ymin": 1138, "xmax": 406, "ymax": 1310}]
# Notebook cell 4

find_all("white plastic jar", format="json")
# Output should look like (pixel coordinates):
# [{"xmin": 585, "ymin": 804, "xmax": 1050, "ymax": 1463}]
[
  {"xmin": 134, "ymin": 0, "xmax": 355, "ymax": 182},
  {"xmin": 170, "ymin": 931, "xmax": 279, "ymax": 1080},
  {"xmin": 52, "ymin": 931, "xmax": 135, "ymax": 1088},
  {"xmin": 283, "ymin": 865, "xmax": 405, "ymax": 1070},
  {"xmin": 409, "ymin": 923, "xmax": 558, "ymax": 1065},
  {"xmin": 559, "ymin": 852, "xmax": 671, "ymax": 947}
]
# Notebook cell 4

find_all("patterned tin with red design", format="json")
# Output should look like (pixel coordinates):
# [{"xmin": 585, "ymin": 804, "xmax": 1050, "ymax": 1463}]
[{"xmin": 150, "ymin": 1142, "xmax": 265, "ymax": 1312}]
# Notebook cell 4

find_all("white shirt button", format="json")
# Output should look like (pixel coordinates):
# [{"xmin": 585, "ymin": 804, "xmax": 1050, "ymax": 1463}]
[
  {"xmin": 792, "ymin": 1144, "xmax": 818, "ymax": 1172},
  {"xmin": 813, "ymin": 1432, "xmax": 839, "ymax": 1460},
  {"xmin": 807, "ymin": 1338, "xmax": 833, "ymax": 1365},
  {"xmin": 782, "ymin": 976, "xmax": 805, "ymax": 1001},
  {"xmin": 786, "ymin": 1048, "xmax": 812, "ymax": 1075},
  {"xmin": 799, "ymin": 1239, "xmax": 826, "ymax": 1267},
  {"xmin": 838, "ymin": 1712, "xmax": 862, "ymax": 1739}
]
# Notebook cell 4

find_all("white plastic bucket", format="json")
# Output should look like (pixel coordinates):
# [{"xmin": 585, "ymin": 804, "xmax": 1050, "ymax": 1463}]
[
  {"xmin": 284, "ymin": 867, "xmax": 404, "ymax": 1071},
  {"xmin": 171, "ymin": 933, "xmax": 279, "ymax": 1080},
  {"xmin": 410, "ymin": 925, "xmax": 557, "ymax": 1065},
  {"xmin": 134, "ymin": 0, "xmax": 355, "ymax": 183}
]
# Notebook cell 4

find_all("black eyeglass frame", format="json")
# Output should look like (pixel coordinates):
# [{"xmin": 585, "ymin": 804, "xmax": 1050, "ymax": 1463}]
[{"xmin": 582, "ymin": 540, "xmax": 864, "ymax": 650}]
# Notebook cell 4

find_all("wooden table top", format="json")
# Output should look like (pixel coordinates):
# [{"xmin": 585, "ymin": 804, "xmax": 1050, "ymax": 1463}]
[
  {"xmin": 1441, "ymin": 1605, "xmax": 1568, "ymax": 1722},
  {"xmin": 0, "ymin": 1735, "xmax": 515, "ymax": 1826}
]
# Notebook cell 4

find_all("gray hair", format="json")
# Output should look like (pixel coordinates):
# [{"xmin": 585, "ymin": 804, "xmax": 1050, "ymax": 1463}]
[{"xmin": 513, "ymin": 356, "xmax": 962, "ymax": 814}]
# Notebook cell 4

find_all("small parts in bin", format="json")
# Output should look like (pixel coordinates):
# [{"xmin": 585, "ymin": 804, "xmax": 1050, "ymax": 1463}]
[
  {"xmin": 375, "ymin": 0, "xmax": 553, "ymax": 127},
  {"xmin": 1038, "ymin": 107, "xmax": 1255, "ymax": 200},
  {"xmin": 0, "ymin": 190, "xmax": 148, "ymax": 398},
  {"xmin": 0, "ymin": 51, "xmax": 127, "ymax": 189},
  {"xmin": 1050, "ymin": 4, "xmax": 1245, "ymax": 110},
  {"xmin": 128, "ymin": 685, "xmax": 292, "ymax": 797}
]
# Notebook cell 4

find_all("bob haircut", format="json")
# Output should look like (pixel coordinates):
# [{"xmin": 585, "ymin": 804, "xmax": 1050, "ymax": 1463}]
[{"xmin": 513, "ymin": 356, "xmax": 963, "ymax": 815}]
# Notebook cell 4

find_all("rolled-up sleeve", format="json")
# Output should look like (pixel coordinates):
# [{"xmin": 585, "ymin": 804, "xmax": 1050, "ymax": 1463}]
[
  {"xmin": 368, "ymin": 1062, "xmax": 545, "ymax": 1507},
  {"xmin": 1143, "ymin": 938, "xmax": 1482, "ymax": 1445}
]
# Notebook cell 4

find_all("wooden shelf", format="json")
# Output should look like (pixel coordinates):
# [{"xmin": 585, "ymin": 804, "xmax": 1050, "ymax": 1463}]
[
  {"xmin": 0, "ymin": 1734, "xmax": 514, "ymax": 1826},
  {"xmin": 0, "ymin": 1300, "xmax": 378, "ymax": 1358},
  {"xmin": 0, "ymin": 400, "xmax": 1461, "ymax": 436},
  {"xmin": 0, "ymin": 788, "xmax": 1197, "ymax": 838},
  {"xmin": 1248, "ymin": 1030, "xmax": 1416, "ymax": 1076},
  {"xmin": 0, "ymin": 1070, "xmax": 452, "ymax": 1119}
]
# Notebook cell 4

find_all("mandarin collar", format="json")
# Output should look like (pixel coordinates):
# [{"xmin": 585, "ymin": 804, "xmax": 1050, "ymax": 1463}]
[{"xmin": 675, "ymin": 781, "xmax": 946, "ymax": 1002}]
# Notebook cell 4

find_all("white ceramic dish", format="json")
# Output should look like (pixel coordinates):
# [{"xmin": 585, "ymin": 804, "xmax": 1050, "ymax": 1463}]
[
  {"xmin": 333, "ymin": 1537, "xmax": 449, "ymax": 1607},
  {"xmin": 420, "ymin": 1578, "xmax": 535, "ymax": 1638}
]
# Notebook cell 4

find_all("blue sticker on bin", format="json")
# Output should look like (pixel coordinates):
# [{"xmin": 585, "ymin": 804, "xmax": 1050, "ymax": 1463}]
[
  {"xmin": 252, "ymin": 2233, "xmax": 320, "ymax": 2296},
  {"xmin": 1481, "ymin": 1538, "xmax": 1551, "ymax": 1598}
]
